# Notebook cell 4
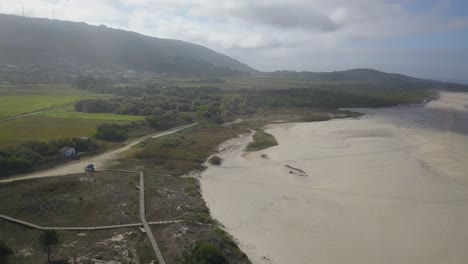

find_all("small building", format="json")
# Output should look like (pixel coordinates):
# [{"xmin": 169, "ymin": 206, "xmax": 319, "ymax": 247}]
[{"xmin": 60, "ymin": 147, "xmax": 76, "ymax": 157}]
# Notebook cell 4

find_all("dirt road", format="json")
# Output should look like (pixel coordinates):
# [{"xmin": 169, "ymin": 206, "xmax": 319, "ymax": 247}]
[{"xmin": 0, "ymin": 123, "xmax": 198, "ymax": 183}]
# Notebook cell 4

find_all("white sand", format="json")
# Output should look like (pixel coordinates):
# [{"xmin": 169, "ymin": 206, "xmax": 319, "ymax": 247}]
[{"xmin": 200, "ymin": 92, "xmax": 468, "ymax": 264}]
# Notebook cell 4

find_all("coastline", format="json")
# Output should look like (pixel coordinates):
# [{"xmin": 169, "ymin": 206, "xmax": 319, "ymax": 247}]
[{"xmin": 200, "ymin": 92, "xmax": 468, "ymax": 264}]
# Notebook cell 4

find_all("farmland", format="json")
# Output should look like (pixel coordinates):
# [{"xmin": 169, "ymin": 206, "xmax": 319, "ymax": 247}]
[
  {"xmin": 0, "ymin": 84, "xmax": 100, "ymax": 119},
  {"xmin": 0, "ymin": 95, "xmax": 88, "ymax": 119},
  {"xmin": 0, "ymin": 116, "xmax": 106, "ymax": 147},
  {"xmin": 0, "ymin": 84, "xmax": 143, "ymax": 147}
]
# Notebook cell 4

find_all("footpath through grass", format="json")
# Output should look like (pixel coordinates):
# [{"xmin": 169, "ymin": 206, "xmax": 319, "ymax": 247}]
[
  {"xmin": 0, "ymin": 83, "xmax": 103, "ymax": 119},
  {"xmin": 0, "ymin": 95, "xmax": 88, "ymax": 119}
]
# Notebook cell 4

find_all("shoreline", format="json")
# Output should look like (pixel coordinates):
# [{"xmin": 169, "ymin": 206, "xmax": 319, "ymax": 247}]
[{"xmin": 200, "ymin": 91, "xmax": 468, "ymax": 264}]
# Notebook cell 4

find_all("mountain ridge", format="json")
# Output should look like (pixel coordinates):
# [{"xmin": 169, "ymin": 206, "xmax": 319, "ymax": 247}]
[{"xmin": 0, "ymin": 13, "xmax": 257, "ymax": 77}]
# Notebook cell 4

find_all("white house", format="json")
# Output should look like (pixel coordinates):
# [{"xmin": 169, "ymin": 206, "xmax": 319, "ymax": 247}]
[{"xmin": 60, "ymin": 147, "xmax": 76, "ymax": 157}]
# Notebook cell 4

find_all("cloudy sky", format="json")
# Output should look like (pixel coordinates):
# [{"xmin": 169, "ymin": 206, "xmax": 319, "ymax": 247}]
[{"xmin": 1, "ymin": 0, "xmax": 468, "ymax": 79}]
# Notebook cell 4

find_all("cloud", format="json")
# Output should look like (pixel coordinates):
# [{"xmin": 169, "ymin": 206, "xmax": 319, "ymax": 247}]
[{"xmin": 217, "ymin": 3, "xmax": 341, "ymax": 32}]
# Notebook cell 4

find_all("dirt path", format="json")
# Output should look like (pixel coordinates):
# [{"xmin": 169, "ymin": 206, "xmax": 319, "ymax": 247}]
[{"xmin": 0, "ymin": 123, "xmax": 198, "ymax": 183}]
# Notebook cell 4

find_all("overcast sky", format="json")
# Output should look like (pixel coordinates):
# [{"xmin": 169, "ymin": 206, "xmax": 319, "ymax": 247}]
[{"xmin": 1, "ymin": 0, "xmax": 468, "ymax": 79}]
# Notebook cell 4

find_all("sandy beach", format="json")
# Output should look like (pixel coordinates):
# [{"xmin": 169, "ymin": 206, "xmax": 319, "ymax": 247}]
[{"xmin": 200, "ymin": 92, "xmax": 468, "ymax": 264}]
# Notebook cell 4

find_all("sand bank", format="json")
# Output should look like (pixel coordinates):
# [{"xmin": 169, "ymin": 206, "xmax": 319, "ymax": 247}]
[{"xmin": 200, "ymin": 92, "xmax": 468, "ymax": 264}]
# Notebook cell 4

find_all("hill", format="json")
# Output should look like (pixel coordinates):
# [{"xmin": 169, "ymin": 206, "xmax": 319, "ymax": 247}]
[
  {"xmin": 0, "ymin": 14, "xmax": 256, "ymax": 77},
  {"xmin": 268, "ymin": 69, "xmax": 468, "ymax": 90},
  {"xmin": 269, "ymin": 69, "xmax": 427, "ymax": 84}
]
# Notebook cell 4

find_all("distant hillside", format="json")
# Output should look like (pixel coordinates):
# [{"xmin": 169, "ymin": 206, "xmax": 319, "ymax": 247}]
[
  {"xmin": 0, "ymin": 14, "xmax": 257, "ymax": 77},
  {"xmin": 269, "ymin": 69, "xmax": 468, "ymax": 90},
  {"xmin": 269, "ymin": 69, "xmax": 427, "ymax": 84}
]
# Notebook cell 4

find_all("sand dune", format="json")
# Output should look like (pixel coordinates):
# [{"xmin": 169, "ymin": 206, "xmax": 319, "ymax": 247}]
[{"xmin": 200, "ymin": 92, "xmax": 468, "ymax": 264}]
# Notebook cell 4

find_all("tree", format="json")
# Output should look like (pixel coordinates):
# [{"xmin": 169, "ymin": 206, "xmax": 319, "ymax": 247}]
[
  {"xmin": 39, "ymin": 230, "xmax": 60, "ymax": 263},
  {"xmin": 0, "ymin": 241, "xmax": 13, "ymax": 264}
]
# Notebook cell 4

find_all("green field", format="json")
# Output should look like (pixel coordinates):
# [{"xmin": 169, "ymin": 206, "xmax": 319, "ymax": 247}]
[
  {"xmin": 0, "ymin": 95, "xmax": 91, "ymax": 119},
  {"xmin": 0, "ymin": 83, "xmax": 144, "ymax": 146},
  {"xmin": 0, "ymin": 83, "xmax": 104, "ymax": 119},
  {"xmin": 40, "ymin": 105, "xmax": 145, "ymax": 122}
]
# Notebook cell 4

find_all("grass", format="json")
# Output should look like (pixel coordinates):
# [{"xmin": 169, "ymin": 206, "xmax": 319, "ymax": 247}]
[
  {"xmin": 246, "ymin": 130, "xmax": 278, "ymax": 151},
  {"xmin": 0, "ymin": 95, "xmax": 91, "ymax": 119},
  {"xmin": 127, "ymin": 122, "xmax": 248, "ymax": 175},
  {"xmin": 0, "ymin": 171, "xmax": 139, "ymax": 226},
  {"xmin": 0, "ymin": 171, "xmax": 152, "ymax": 264},
  {"xmin": 40, "ymin": 105, "xmax": 145, "ymax": 122},
  {"xmin": 0, "ymin": 83, "xmax": 106, "ymax": 119},
  {"xmin": 0, "ymin": 116, "xmax": 106, "ymax": 147}
]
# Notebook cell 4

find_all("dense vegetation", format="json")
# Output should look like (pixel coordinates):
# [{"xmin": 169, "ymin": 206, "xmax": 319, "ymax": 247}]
[
  {"xmin": 95, "ymin": 123, "xmax": 129, "ymax": 142},
  {"xmin": 0, "ymin": 138, "xmax": 99, "ymax": 177},
  {"xmin": 72, "ymin": 76, "xmax": 432, "ymax": 126}
]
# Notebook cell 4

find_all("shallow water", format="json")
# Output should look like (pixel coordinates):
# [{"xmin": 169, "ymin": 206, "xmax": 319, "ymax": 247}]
[{"xmin": 200, "ymin": 92, "xmax": 468, "ymax": 264}]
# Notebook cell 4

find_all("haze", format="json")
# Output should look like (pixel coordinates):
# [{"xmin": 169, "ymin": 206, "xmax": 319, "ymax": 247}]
[{"xmin": 1, "ymin": 0, "xmax": 468, "ymax": 80}]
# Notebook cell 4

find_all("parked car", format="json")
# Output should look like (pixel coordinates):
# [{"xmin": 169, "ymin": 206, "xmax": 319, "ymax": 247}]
[{"xmin": 84, "ymin": 164, "xmax": 95, "ymax": 172}]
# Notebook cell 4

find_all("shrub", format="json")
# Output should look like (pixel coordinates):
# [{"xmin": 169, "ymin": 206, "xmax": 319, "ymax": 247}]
[
  {"xmin": 160, "ymin": 137, "xmax": 181, "ymax": 148},
  {"xmin": 95, "ymin": 123, "xmax": 128, "ymax": 142},
  {"xmin": 183, "ymin": 243, "xmax": 227, "ymax": 264},
  {"xmin": 208, "ymin": 156, "xmax": 223, "ymax": 166}
]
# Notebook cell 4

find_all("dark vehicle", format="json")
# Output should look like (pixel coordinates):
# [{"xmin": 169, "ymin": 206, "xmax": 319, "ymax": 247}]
[{"xmin": 84, "ymin": 164, "xmax": 95, "ymax": 172}]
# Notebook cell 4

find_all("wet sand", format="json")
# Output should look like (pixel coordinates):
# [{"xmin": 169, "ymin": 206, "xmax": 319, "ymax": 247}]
[{"xmin": 200, "ymin": 92, "xmax": 468, "ymax": 264}]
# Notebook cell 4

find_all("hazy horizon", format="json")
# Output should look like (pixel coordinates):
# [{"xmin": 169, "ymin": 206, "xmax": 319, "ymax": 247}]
[{"xmin": 1, "ymin": 0, "xmax": 467, "ymax": 80}]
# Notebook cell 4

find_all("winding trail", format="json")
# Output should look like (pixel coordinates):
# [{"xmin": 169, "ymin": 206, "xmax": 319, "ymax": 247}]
[{"xmin": 0, "ymin": 123, "xmax": 198, "ymax": 183}]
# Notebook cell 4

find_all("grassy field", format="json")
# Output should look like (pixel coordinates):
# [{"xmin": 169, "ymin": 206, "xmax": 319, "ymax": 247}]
[
  {"xmin": 246, "ymin": 130, "xmax": 278, "ymax": 151},
  {"xmin": 0, "ymin": 116, "xmax": 106, "ymax": 147},
  {"xmin": 40, "ymin": 105, "xmax": 145, "ymax": 122},
  {"xmin": 0, "ymin": 95, "xmax": 90, "ymax": 119},
  {"xmin": 0, "ymin": 83, "xmax": 102, "ymax": 119}
]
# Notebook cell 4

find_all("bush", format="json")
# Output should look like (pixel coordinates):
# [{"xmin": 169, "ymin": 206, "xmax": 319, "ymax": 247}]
[
  {"xmin": 146, "ymin": 115, "xmax": 176, "ymax": 130},
  {"xmin": 95, "ymin": 123, "xmax": 128, "ymax": 142},
  {"xmin": 160, "ymin": 137, "xmax": 182, "ymax": 148},
  {"xmin": 246, "ymin": 130, "xmax": 278, "ymax": 151},
  {"xmin": 208, "ymin": 156, "xmax": 223, "ymax": 166},
  {"xmin": 75, "ymin": 99, "xmax": 117, "ymax": 113},
  {"xmin": 0, "ymin": 241, "xmax": 13, "ymax": 256},
  {"xmin": 183, "ymin": 243, "xmax": 227, "ymax": 264}
]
